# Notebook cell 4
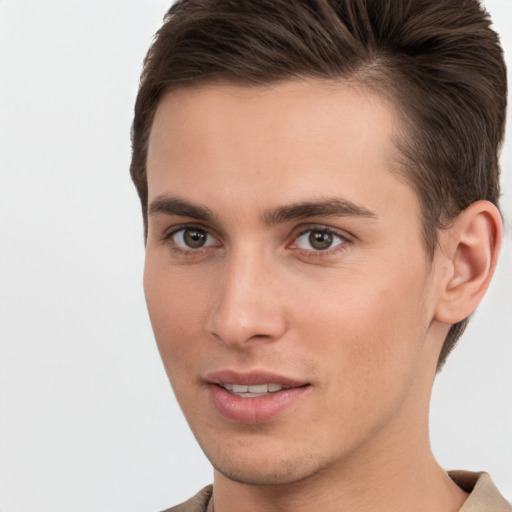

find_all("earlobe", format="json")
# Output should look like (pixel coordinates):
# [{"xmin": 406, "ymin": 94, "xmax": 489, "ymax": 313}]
[{"xmin": 435, "ymin": 200, "xmax": 502, "ymax": 325}]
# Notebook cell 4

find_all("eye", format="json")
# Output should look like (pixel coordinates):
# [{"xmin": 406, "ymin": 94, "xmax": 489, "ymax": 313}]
[
  {"xmin": 292, "ymin": 228, "xmax": 347, "ymax": 252},
  {"xmin": 170, "ymin": 227, "xmax": 219, "ymax": 250}
]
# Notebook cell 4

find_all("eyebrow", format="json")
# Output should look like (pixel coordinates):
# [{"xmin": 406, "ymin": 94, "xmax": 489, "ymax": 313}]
[
  {"xmin": 263, "ymin": 198, "xmax": 377, "ymax": 225},
  {"xmin": 148, "ymin": 195, "xmax": 377, "ymax": 224},
  {"xmin": 148, "ymin": 195, "xmax": 214, "ymax": 221}
]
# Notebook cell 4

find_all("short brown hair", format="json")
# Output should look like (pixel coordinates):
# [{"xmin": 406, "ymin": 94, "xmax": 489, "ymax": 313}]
[{"xmin": 130, "ymin": 0, "xmax": 507, "ymax": 368}]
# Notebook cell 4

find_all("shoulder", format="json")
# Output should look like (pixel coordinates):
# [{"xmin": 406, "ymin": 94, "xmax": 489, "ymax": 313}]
[
  {"xmin": 449, "ymin": 471, "xmax": 511, "ymax": 512},
  {"xmin": 160, "ymin": 485, "xmax": 213, "ymax": 512}
]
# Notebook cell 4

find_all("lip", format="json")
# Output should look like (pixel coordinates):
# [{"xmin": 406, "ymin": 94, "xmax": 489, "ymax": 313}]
[
  {"xmin": 204, "ymin": 369, "xmax": 310, "ymax": 424},
  {"xmin": 204, "ymin": 369, "xmax": 308, "ymax": 387}
]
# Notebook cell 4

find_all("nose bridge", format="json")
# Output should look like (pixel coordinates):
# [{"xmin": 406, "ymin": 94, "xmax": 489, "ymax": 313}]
[{"xmin": 207, "ymin": 245, "xmax": 287, "ymax": 347}]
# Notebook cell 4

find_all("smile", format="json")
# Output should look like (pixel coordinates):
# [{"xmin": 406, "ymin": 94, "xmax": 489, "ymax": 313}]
[
  {"xmin": 204, "ymin": 370, "xmax": 311, "ymax": 423},
  {"xmin": 219, "ymin": 383, "xmax": 292, "ymax": 397}
]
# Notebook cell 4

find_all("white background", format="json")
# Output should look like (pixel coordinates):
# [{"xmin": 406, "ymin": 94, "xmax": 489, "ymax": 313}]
[{"xmin": 0, "ymin": 1, "xmax": 510, "ymax": 511}]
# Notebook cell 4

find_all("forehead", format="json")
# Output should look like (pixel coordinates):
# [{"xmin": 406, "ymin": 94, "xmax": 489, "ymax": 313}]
[
  {"xmin": 148, "ymin": 80, "xmax": 399, "ymax": 164},
  {"xmin": 146, "ymin": 80, "xmax": 417, "ymax": 221}
]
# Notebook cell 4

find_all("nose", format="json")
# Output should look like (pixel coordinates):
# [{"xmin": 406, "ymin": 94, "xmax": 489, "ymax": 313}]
[{"xmin": 206, "ymin": 250, "xmax": 288, "ymax": 348}]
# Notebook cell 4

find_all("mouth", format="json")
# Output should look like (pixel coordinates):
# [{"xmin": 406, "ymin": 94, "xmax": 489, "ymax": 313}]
[
  {"xmin": 217, "ymin": 382, "xmax": 293, "ymax": 397},
  {"xmin": 204, "ymin": 370, "xmax": 311, "ymax": 424}
]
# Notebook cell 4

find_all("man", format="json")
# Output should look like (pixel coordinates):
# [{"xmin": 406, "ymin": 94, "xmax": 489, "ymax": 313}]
[{"xmin": 130, "ymin": 1, "xmax": 510, "ymax": 511}]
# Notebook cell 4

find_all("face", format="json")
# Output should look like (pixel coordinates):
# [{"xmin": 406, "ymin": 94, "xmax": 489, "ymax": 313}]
[{"xmin": 144, "ymin": 81, "xmax": 445, "ymax": 487}]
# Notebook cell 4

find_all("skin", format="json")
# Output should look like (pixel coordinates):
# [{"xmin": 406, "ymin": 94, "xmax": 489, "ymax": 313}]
[{"xmin": 143, "ymin": 80, "xmax": 499, "ymax": 512}]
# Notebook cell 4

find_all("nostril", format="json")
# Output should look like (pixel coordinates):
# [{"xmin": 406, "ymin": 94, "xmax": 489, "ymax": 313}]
[{"xmin": 207, "ymin": 309, "xmax": 287, "ymax": 347}]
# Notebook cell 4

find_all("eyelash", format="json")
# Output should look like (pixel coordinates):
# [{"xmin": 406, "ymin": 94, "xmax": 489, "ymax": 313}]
[
  {"xmin": 161, "ymin": 224, "xmax": 352, "ymax": 258},
  {"xmin": 289, "ymin": 225, "xmax": 350, "ymax": 258},
  {"xmin": 161, "ymin": 224, "xmax": 219, "ymax": 257}
]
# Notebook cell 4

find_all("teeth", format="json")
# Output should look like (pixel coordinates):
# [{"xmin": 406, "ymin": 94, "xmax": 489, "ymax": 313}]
[
  {"xmin": 220, "ymin": 383, "xmax": 291, "ymax": 396},
  {"xmin": 246, "ymin": 384, "xmax": 268, "ymax": 393}
]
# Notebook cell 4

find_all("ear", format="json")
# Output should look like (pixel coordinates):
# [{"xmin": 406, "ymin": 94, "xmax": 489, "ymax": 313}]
[{"xmin": 434, "ymin": 200, "xmax": 502, "ymax": 325}]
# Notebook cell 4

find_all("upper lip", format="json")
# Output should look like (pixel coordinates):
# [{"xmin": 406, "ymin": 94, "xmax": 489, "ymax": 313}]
[{"xmin": 204, "ymin": 369, "xmax": 309, "ymax": 387}]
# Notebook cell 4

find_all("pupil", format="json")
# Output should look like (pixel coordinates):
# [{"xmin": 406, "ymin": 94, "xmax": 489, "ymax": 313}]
[
  {"xmin": 184, "ymin": 229, "xmax": 206, "ymax": 248},
  {"xmin": 309, "ymin": 230, "xmax": 333, "ymax": 250}
]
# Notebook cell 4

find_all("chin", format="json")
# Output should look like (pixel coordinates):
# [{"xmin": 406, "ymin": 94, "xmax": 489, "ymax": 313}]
[
  {"xmin": 204, "ymin": 444, "xmax": 333, "ymax": 487},
  {"xmin": 213, "ymin": 461, "xmax": 321, "ymax": 487}
]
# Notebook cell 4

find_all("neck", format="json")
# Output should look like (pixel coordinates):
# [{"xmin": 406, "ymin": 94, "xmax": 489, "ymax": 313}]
[{"xmin": 211, "ymin": 355, "xmax": 468, "ymax": 512}]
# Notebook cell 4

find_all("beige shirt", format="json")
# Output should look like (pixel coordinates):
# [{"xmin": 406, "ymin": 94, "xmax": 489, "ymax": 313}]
[
  {"xmin": 164, "ymin": 471, "xmax": 511, "ymax": 512},
  {"xmin": 449, "ymin": 471, "xmax": 511, "ymax": 512}
]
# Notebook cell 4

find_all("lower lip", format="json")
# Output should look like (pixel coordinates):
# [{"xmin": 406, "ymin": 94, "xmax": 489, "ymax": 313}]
[{"xmin": 207, "ymin": 384, "xmax": 310, "ymax": 424}]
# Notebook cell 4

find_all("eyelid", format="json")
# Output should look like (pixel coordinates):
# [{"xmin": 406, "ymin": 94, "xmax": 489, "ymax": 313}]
[
  {"xmin": 161, "ymin": 223, "xmax": 222, "ymax": 253},
  {"xmin": 161, "ymin": 222, "xmax": 215, "ymax": 239},
  {"xmin": 293, "ymin": 223, "xmax": 353, "ymax": 241},
  {"xmin": 288, "ymin": 224, "xmax": 353, "ymax": 256}
]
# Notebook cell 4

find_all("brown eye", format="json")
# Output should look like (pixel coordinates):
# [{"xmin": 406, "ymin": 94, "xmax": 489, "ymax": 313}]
[
  {"xmin": 183, "ymin": 228, "xmax": 207, "ymax": 248},
  {"xmin": 293, "ymin": 228, "xmax": 346, "ymax": 252},
  {"xmin": 171, "ymin": 227, "xmax": 219, "ymax": 250},
  {"xmin": 308, "ymin": 230, "xmax": 333, "ymax": 250}
]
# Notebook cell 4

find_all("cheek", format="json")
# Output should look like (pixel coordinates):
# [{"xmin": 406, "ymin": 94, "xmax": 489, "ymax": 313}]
[
  {"xmin": 143, "ymin": 259, "xmax": 211, "ymax": 380},
  {"xmin": 305, "ymin": 264, "xmax": 430, "ymax": 392}
]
